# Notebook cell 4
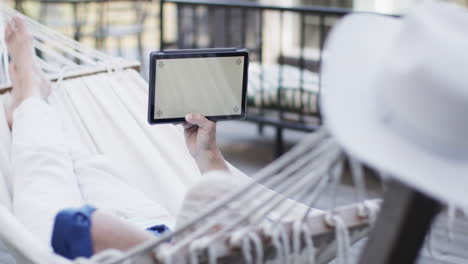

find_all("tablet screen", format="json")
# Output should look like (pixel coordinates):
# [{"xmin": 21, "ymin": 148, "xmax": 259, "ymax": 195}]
[{"xmin": 153, "ymin": 55, "xmax": 246, "ymax": 120}]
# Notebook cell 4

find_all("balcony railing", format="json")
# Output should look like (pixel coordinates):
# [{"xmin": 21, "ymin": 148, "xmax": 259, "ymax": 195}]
[{"xmin": 160, "ymin": 0, "xmax": 351, "ymax": 155}]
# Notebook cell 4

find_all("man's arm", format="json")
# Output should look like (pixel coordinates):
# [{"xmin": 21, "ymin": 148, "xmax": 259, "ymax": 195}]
[{"xmin": 182, "ymin": 113, "xmax": 228, "ymax": 174}]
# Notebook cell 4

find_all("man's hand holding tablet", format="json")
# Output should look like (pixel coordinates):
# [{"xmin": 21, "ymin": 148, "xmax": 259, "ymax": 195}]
[
  {"xmin": 183, "ymin": 113, "xmax": 227, "ymax": 174},
  {"xmin": 147, "ymin": 48, "xmax": 249, "ymax": 124}
]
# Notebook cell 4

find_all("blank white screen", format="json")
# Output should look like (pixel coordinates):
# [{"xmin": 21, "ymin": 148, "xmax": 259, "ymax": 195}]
[{"xmin": 154, "ymin": 56, "xmax": 245, "ymax": 119}]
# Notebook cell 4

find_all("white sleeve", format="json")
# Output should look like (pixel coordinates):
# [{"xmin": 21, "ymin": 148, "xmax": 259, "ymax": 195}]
[
  {"xmin": 226, "ymin": 164, "xmax": 323, "ymax": 221},
  {"xmin": 176, "ymin": 167, "xmax": 322, "ymax": 229}
]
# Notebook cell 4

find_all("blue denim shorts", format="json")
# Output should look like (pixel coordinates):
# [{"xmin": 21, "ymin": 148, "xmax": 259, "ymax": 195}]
[{"xmin": 51, "ymin": 205, "xmax": 169, "ymax": 260}]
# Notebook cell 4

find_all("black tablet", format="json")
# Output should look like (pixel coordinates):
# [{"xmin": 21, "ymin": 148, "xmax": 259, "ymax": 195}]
[{"xmin": 148, "ymin": 48, "xmax": 249, "ymax": 124}]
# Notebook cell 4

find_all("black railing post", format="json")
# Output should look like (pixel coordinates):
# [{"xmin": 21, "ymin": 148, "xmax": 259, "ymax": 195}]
[
  {"xmin": 275, "ymin": 126, "xmax": 284, "ymax": 158},
  {"xmin": 275, "ymin": 10, "xmax": 285, "ymax": 157},
  {"xmin": 277, "ymin": 10, "xmax": 284, "ymax": 118},
  {"xmin": 159, "ymin": 0, "xmax": 165, "ymax": 50},
  {"xmin": 192, "ymin": 5, "xmax": 198, "ymax": 48},
  {"xmin": 359, "ymin": 180, "xmax": 441, "ymax": 264},
  {"xmin": 224, "ymin": 8, "xmax": 231, "ymax": 46},
  {"xmin": 208, "ymin": 6, "xmax": 215, "ymax": 48},
  {"xmin": 257, "ymin": 8, "xmax": 265, "ymax": 135},
  {"xmin": 317, "ymin": 14, "xmax": 325, "ymax": 124},
  {"xmin": 299, "ymin": 12, "xmax": 306, "ymax": 123},
  {"xmin": 72, "ymin": 2, "xmax": 81, "ymax": 41},
  {"xmin": 241, "ymin": 8, "xmax": 247, "ymax": 48}
]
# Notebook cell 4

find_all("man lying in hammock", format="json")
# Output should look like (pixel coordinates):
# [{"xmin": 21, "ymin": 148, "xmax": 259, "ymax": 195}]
[
  {"xmin": 5, "ymin": 16, "xmax": 313, "ymax": 262},
  {"xmin": 4, "ymin": 16, "xmax": 239, "ymax": 261}
]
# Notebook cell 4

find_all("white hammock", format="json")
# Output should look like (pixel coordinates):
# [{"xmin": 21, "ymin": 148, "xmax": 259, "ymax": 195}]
[{"xmin": 0, "ymin": 5, "xmax": 380, "ymax": 264}]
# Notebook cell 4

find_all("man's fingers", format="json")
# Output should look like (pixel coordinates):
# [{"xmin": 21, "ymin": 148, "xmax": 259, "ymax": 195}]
[
  {"xmin": 5, "ymin": 22, "xmax": 12, "ymax": 40},
  {"xmin": 182, "ymin": 122, "xmax": 196, "ymax": 130},
  {"xmin": 185, "ymin": 113, "xmax": 206, "ymax": 125},
  {"xmin": 185, "ymin": 113, "xmax": 213, "ymax": 129}
]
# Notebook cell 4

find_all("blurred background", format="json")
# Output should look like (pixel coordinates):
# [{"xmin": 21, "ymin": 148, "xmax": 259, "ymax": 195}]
[
  {"xmin": 2, "ymin": 0, "xmax": 468, "ymax": 186},
  {"xmin": 5, "ymin": 0, "xmax": 467, "ymax": 81},
  {"xmin": 2, "ymin": 0, "xmax": 468, "ymax": 177}
]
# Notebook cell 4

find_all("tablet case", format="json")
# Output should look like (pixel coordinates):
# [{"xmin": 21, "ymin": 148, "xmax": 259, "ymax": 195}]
[{"xmin": 148, "ymin": 48, "xmax": 249, "ymax": 124}]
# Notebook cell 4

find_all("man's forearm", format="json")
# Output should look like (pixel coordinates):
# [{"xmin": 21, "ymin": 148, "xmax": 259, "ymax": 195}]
[{"xmin": 195, "ymin": 149, "xmax": 228, "ymax": 174}]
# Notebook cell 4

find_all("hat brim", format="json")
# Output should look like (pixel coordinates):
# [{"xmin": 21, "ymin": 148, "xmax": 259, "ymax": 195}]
[{"xmin": 321, "ymin": 13, "xmax": 468, "ymax": 207}]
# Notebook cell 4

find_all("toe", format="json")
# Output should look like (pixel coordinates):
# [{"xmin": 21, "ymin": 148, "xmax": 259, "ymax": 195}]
[
  {"xmin": 5, "ymin": 19, "xmax": 12, "ymax": 31},
  {"xmin": 5, "ymin": 22, "xmax": 13, "ymax": 43},
  {"xmin": 12, "ymin": 17, "xmax": 25, "ymax": 33}
]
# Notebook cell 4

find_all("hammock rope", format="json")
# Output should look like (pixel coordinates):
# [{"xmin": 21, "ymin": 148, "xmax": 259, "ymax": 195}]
[{"xmin": 0, "ymin": 5, "xmax": 139, "ymax": 91}]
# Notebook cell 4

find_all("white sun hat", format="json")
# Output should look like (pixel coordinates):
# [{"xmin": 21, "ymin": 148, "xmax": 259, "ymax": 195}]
[{"xmin": 320, "ymin": 0, "xmax": 468, "ymax": 207}]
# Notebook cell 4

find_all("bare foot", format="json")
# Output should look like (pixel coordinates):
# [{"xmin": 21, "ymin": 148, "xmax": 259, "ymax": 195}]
[{"xmin": 5, "ymin": 16, "xmax": 51, "ymax": 128}]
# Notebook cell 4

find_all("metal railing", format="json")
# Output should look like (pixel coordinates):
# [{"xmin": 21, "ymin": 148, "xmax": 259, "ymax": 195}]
[{"xmin": 160, "ymin": 0, "xmax": 351, "ymax": 155}]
